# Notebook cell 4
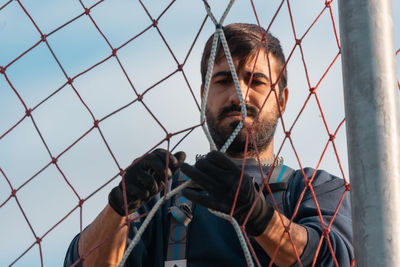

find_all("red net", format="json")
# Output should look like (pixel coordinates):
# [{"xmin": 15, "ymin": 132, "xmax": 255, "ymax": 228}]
[
  {"xmin": 0, "ymin": 0, "xmax": 398, "ymax": 266},
  {"xmin": 397, "ymin": 48, "xmax": 400, "ymax": 89}
]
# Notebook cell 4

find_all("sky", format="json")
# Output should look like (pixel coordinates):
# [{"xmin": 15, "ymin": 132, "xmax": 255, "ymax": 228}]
[{"xmin": 0, "ymin": 0, "xmax": 399, "ymax": 266}]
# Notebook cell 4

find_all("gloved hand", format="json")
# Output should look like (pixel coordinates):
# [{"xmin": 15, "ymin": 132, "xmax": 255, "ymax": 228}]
[
  {"xmin": 109, "ymin": 149, "xmax": 186, "ymax": 216},
  {"xmin": 181, "ymin": 150, "xmax": 274, "ymax": 236}
]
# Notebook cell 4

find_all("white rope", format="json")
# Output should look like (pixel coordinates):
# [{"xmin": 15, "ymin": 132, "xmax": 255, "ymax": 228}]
[
  {"xmin": 220, "ymin": 0, "xmax": 235, "ymax": 25},
  {"xmin": 200, "ymin": 30, "xmax": 219, "ymax": 151},
  {"xmin": 118, "ymin": 180, "xmax": 193, "ymax": 267},
  {"xmin": 119, "ymin": 1, "xmax": 255, "ymax": 266},
  {"xmin": 217, "ymin": 26, "xmax": 247, "ymax": 153},
  {"xmin": 203, "ymin": 2, "xmax": 217, "ymax": 25},
  {"xmin": 201, "ymin": 0, "xmax": 247, "ymax": 154},
  {"xmin": 209, "ymin": 209, "xmax": 254, "ymax": 267}
]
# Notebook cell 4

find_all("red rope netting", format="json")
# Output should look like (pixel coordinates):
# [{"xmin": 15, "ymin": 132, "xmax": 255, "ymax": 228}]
[
  {"xmin": 0, "ymin": 0, "xmax": 398, "ymax": 266},
  {"xmin": 397, "ymin": 49, "xmax": 400, "ymax": 89}
]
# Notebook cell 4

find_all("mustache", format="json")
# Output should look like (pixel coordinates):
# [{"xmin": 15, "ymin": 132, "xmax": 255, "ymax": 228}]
[{"xmin": 218, "ymin": 104, "xmax": 259, "ymax": 121}]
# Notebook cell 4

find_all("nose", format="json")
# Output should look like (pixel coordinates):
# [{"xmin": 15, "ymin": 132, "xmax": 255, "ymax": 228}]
[{"xmin": 227, "ymin": 79, "xmax": 249, "ymax": 105}]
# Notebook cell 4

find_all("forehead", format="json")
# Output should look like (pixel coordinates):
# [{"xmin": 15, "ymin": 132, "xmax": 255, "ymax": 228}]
[{"xmin": 212, "ymin": 50, "xmax": 278, "ymax": 76}]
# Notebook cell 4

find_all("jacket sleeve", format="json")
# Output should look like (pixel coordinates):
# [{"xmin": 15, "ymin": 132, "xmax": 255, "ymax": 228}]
[
  {"xmin": 63, "ymin": 201, "xmax": 169, "ymax": 267},
  {"xmin": 63, "ymin": 174, "xmax": 176, "ymax": 267},
  {"xmin": 64, "ymin": 233, "xmax": 82, "ymax": 267},
  {"xmin": 287, "ymin": 168, "xmax": 354, "ymax": 267}
]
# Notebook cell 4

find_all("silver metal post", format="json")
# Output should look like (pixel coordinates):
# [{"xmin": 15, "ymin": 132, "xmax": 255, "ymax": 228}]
[{"xmin": 338, "ymin": 0, "xmax": 400, "ymax": 266}]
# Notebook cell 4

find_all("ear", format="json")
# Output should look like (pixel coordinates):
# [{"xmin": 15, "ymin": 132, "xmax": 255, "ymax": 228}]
[{"xmin": 279, "ymin": 87, "xmax": 289, "ymax": 114}]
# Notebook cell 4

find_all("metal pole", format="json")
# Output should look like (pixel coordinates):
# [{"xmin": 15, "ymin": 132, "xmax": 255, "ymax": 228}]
[{"xmin": 338, "ymin": 0, "xmax": 400, "ymax": 266}]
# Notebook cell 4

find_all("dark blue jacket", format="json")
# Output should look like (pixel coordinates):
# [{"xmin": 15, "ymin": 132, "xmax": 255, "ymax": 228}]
[{"xmin": 64, "ymin": 164, "xmax": 353, "ymax": 266}]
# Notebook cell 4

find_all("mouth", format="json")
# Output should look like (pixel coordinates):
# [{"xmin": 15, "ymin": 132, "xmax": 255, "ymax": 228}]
[
  {"xmin": 223, "ymin": 111, "xmax": 243, "ymax": 120},
  {"xmin": 217, "ymin": 104, "xmax": 258, "ymax": 123},
  {"xmin": 222, "ymin": 113, "xmax": 257, "ymax": 127},
  {"xmin": 226, "ymin": 111, "xmax": 242, "ymax": 117}
]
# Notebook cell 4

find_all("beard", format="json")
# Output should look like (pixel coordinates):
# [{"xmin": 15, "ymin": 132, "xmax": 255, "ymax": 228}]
[{"xmin": 206, "ymin": 103, "xmax": 279, "ymax": 157}]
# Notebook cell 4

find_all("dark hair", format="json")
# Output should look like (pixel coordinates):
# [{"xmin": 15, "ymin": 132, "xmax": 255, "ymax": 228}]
[{"xmin": 200, "ymin": 23, "xmax": 287, "ymax": 95}]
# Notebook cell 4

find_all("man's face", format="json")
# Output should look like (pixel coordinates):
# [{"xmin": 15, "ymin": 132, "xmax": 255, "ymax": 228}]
[{"xmin": 204, "ymin": 50, "xmax": 288, "ymax": 157}]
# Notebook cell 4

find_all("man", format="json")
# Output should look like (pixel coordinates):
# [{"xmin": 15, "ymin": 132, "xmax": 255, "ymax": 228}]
[{"xmin": 65, "ymin": 23, "xmax": 353, "ymax": 266}]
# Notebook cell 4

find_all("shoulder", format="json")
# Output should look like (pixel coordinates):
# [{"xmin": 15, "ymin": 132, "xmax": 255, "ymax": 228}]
[
  {"xmin": 286, "ymin": 167, "xmax": 348, "ymax": 207},
  {"xmin": 289, "ymin": 167, "xmax": 346, "ymax": 189}
]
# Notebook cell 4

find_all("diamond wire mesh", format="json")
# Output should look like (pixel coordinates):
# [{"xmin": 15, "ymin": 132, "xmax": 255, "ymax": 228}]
[{"xmin": 0, "ymin": 0, "xmax": 398, "ymax": 266}]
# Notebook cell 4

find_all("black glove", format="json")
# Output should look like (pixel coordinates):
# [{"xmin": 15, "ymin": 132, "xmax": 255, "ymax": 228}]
[
  {"xmin": 109, "ymin": 149, "xmax": 186, "ymax": 216},
  {"xmin": 181, "ymin": 150, "xmax": 274, "ymax": 236}
]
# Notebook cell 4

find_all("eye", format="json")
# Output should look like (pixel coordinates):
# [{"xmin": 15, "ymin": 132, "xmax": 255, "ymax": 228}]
[
  {"xmin": 251, "ymin": 79, "xmax": 265, "ymax": 86},
  {"xmin": 215, "ymin": 78, "xmax": 232, "ymax": 85}
]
